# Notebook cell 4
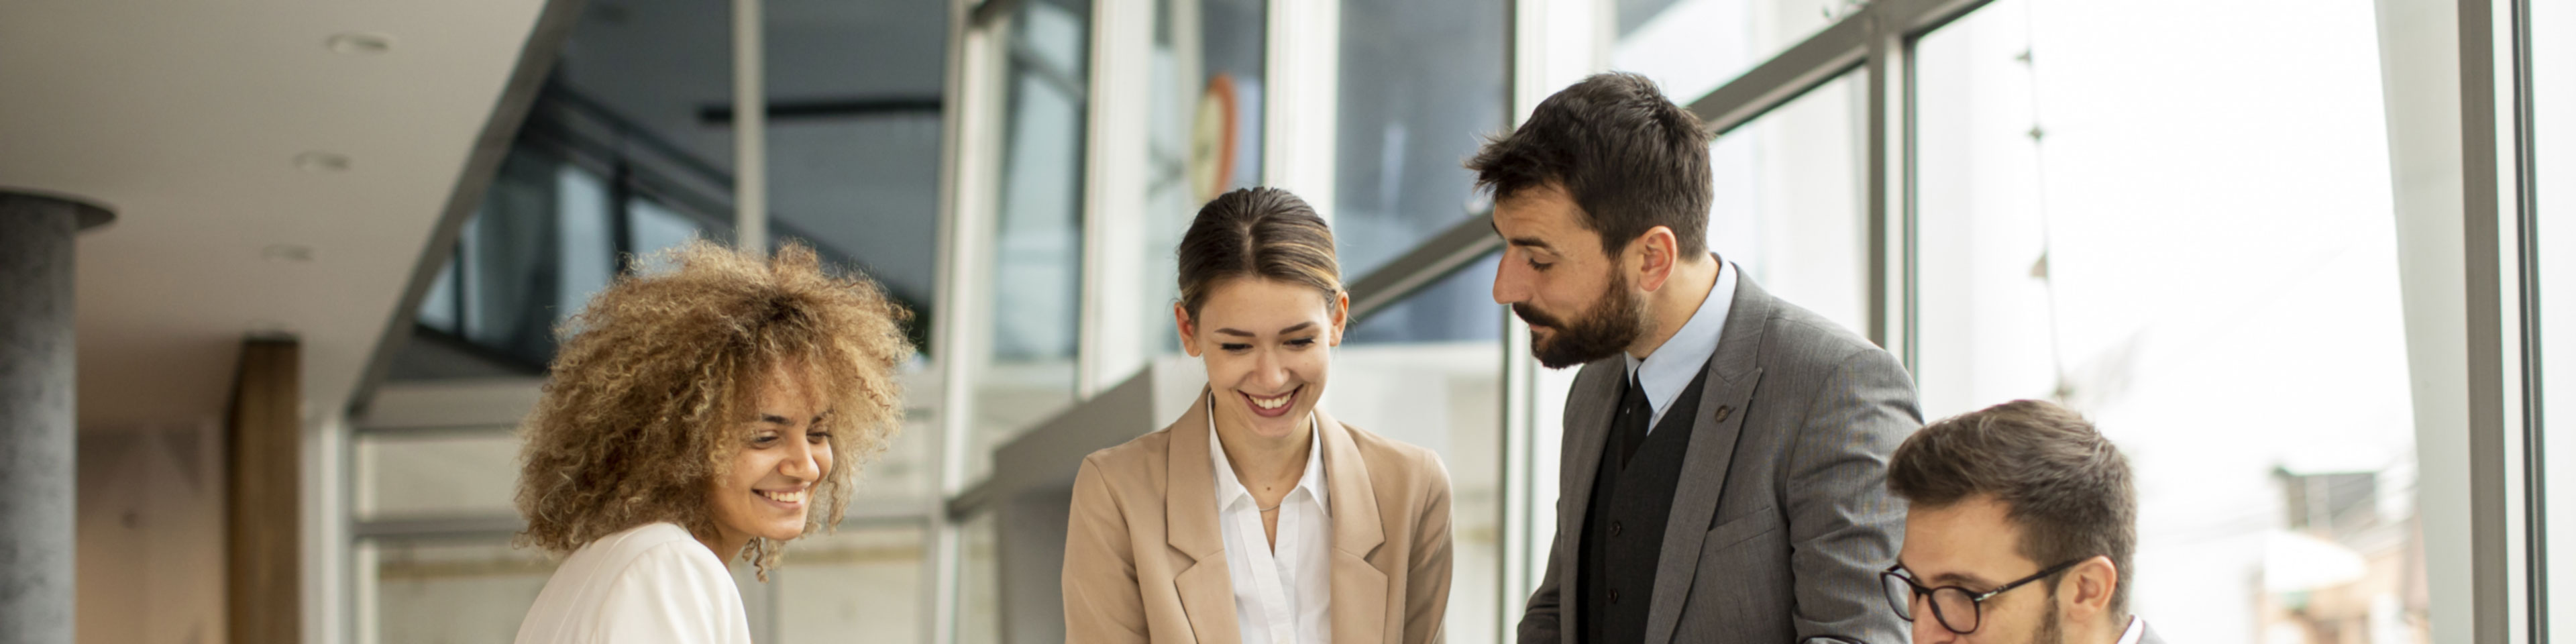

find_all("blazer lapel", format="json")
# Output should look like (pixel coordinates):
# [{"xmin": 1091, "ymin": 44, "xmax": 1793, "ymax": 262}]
[
  {"xmin": 1316, "ymin": 410, "xmax": 1388, "ymax": 644},
  {"xmin": 1166, "ymin": 390, "xmax": 1240, "ymax": 643},
  {"xmin": 1554, "ymin": 357, "xmax": 1623, "ymax": 644},
  {"xmin": 1641, "ymin": 271, "xmax": 1776, "ymax": 644}
]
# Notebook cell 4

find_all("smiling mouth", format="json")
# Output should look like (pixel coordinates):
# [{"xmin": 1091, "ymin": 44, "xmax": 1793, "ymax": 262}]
[
  {"xmin": 1241, "ymin": 386, "xmax": 1300, "ymax": 417},
  {"xmin": 755, "ymin": 488, "xmax": 809, "ymax": 505}
]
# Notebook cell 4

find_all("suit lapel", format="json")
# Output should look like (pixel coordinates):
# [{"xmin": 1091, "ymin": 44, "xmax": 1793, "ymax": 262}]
[
  {"xmin": 1553, "ymin": 358, "xmax": 1623, "ymax": 644},
  {"xmin": 1165, "ymin": 390, "xmax": 1240, "ymax": 643},
  {"xmin": 1316, "ymin": 410, "xmax": 1387, "ymax": 644},
  {"xmin": 1640, "ymin": 272, "xmax": 1776, "ymax": 644}
]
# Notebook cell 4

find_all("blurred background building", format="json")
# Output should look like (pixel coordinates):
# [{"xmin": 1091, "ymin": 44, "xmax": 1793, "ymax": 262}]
[{"xmin": 1, "ymin": 0, "xmax": 2565, "ymax": 643}]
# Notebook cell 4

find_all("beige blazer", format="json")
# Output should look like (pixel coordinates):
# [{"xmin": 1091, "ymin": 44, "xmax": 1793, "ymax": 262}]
[{"xmin": 1063, "ymin": 392, "xmax": 1454, "ymax": 644}]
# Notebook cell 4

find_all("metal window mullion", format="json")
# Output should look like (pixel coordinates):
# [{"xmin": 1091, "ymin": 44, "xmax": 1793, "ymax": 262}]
[
  {"xmin": 932, "ymin": 1, "xmax": 1008, "ymax": 641},
  {"xmin": 2460, "ymin": 0, "xmax": 2524, "ymax": 642},
  {"xmin": 2510, "ymin": 0, "xmax": 2547, "ymax": 641},
  {"xmin": 1862, "ymin": 9, "xmax": 1904, "ymax": 355},
  {"xmin": 732, "ymin": 0, "xmax": 767, "ymax": 252},
  {"xmin": 1077, "ymin": 0, "xmax": 1153, "ymax": 398}
]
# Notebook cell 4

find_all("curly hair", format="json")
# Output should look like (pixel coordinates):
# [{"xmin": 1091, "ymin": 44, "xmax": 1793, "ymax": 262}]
[{"xmin": 514, "ymin": 239, "xmax": 914, "ymax": 578}]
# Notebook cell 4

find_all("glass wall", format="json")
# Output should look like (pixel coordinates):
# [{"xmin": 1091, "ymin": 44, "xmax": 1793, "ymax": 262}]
[
  {"xmin": 1334, "ymin": 0, "xmax": 1507, "ymax": 345},
  {"xmin": 1707, "ymin": 72, "xmax": 1868, "ymax": 333},
  {"xmin": 1914, "ymin": 3, "xmax": 2423, "ymax": 644},
  {"xmin": 1141, "ymin": 0, "xmax": 1267, "ymax": 355},
  {"xmin": 967, "ymin": 0, "xmax": 1091, "ymax": 483},
  {"xmin": 1614, "ymin": 0, "xmax": 1846, "ymax": 105}
]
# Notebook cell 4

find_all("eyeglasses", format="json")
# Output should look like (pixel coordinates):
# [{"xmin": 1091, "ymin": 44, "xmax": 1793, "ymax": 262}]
[{"xmin": 1880, "ymin": 558, "xmax": 2088, "ymax": 634}]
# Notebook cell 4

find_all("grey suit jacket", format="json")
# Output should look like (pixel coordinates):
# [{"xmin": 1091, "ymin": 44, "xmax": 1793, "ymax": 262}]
[{"xmin": 1515, "ymin": 273, "xmax": 1920, "ymax": 644}]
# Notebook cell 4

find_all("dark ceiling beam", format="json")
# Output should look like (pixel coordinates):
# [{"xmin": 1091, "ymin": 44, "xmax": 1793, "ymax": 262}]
[{"xmin": 698, "ymin": 97, "xmax": 943, "ymax": 125}]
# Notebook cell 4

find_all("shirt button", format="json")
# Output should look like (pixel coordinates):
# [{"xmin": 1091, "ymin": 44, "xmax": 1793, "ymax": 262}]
[{"xmin": 1610, "ymin": 521, "xmax": 1623, "ymax": 536}]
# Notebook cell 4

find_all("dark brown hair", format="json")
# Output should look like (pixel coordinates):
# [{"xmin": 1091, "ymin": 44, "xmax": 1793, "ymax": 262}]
[
  {"xmin": 1887, "ymin": 399, "xmax": 2138, "ymax": 617},
  {"xmin": 515, "ymin": 240, "xmax": 914, "ymax": 578},
  {"xmin": 1466, "ymin": 71, "xmax": 1712, "ymax": 258},
  {"xmin": 1175, "ymin": 187, "xmax": 1343, "ymax": 319}
]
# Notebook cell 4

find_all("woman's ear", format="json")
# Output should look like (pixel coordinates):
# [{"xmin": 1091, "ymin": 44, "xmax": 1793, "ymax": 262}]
[
  {"xmin": 1175, "ymin": 303, "xmax": 1203, "ymax": 357},
  {"xmin": 1328, "ymin": 291, "xmax": 1351, "ymax": 346}
]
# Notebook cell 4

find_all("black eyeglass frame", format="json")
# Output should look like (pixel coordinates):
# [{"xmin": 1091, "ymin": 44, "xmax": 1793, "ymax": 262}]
[{"xmin": 1880, "ymin": 557, "xmax": 2089, "ymax": 634}]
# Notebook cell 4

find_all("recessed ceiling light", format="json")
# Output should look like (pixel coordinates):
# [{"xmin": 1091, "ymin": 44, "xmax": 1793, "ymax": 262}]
[
  {"xmin": 294, "ymin": 152, "xmax": 350, "ymax": 172},
  {"xmin": 262, "ymin": 244, "xmax": 314, "ymax": 263},
  {"xmin": 326, "ymin": 32, "xmax": 393, "ymax": 54}
]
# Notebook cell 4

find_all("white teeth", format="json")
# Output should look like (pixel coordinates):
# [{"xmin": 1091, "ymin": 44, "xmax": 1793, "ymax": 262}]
[
  {"xmin": 1250, "ymin": 391, "xmax": 1291, "ymax": 410},
  {"xmin": 759, "ymin": 489, "xmax": 806, "ymax": 503}
]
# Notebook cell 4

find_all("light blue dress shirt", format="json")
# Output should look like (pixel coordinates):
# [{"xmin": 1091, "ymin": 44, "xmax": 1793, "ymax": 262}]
[{"xmin": 1621, "ymin": 258, "xmax": 1738, "ymax": 430}]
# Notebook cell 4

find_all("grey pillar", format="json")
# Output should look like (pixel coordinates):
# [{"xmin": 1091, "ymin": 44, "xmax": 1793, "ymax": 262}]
[{"xmin": 0, "ymin": 192, "xmax": 111, "ymax": 644}]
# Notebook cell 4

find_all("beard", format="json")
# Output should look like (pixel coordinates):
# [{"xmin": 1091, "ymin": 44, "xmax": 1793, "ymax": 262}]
[
  {"xmin": 2029, "ymin": 601, "xmax": 2066, "ymax": 644},
  {"xmin": 1513, "ymin": 271, "xmax": 1651, "ymax": 369}
]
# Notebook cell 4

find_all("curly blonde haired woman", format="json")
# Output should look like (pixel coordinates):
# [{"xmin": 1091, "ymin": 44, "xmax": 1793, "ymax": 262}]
[{"xmin": 511, "ymin": 240, "xmax": 912, "ymax": 644}]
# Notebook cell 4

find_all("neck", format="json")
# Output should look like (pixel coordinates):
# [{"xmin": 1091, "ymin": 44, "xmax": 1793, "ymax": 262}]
[
  {"xmin": 2082, "ymin": 613, "xmax": 2133, "ymax": 644},
  {"xmin": 698, "ymin": 530, "xmax": 748, "ymax": 566},
  {"xmin": 1625, "ymin": 254, "xmax": 1722, "ymax": 360},
  {"xmin": 1210, "ymin": 400, "xmax": 1313, "ymax": 490}
]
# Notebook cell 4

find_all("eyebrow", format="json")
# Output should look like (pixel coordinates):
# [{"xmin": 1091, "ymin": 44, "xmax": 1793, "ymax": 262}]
[
  {"xmin": 1927, "ymin": 572, "xmax": 1997, "ymax": 588},
  {"xmin": 1491, "ymin": 221, "xmax": 1556, "ymax": 251},
  {"xmin": 757, "ymin": 413, "xmax": 824, "ymax": 425},
  {"xmin": 1214, "ymin": 321, "xmax": 1318, "ymax": 337}
]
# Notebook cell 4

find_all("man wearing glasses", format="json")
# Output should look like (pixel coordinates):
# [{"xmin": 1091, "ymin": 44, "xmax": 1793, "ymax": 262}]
[{"xmin": 1881, "ymin": 400, "xmax": 2161, "ymax": 644}]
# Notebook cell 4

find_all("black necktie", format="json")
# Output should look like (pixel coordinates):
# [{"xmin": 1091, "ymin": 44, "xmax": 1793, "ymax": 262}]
[{"xmin": 1613, "ymin": 372, "xmax": 1653, "ymax": 468}]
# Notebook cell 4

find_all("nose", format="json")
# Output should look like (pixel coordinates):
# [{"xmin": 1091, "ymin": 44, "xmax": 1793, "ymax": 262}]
[
  {"xmin": 782, "ymin": 437, "xmax": 822, "ymax": 482},
  {"xmin": 1248, "ymin": 347, "xmax": 1290, "ymax": 390},
  {"xmin": 1493, "ymin": 251, "xmax": 1527, "ymax": 305},
  {"xmin": 1912, "ymin": 615, "xmax": 1953, "ymax": 644}
]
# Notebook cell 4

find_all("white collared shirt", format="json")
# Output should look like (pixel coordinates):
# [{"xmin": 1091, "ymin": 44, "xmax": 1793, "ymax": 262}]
[
  {"xmin": 1210, "ymin": 405, "xmax": 1334, "ymax": 644},
  {"xmin": 1622, "ymin": 258, "xmax": 1739, "ymax": 429},
  {"xmin": 2115, "ymin": 616, "xmax": 2146, "ymax": 644}
]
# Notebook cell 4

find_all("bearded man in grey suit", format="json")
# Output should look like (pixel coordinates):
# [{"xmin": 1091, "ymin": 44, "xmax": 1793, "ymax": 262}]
[{"xmin": 1476, "ymin": 72, "xmax": 1920, "ymax": 644}]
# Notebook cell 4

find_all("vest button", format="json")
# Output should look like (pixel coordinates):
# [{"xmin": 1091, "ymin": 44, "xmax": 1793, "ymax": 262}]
[
  {"xmin": 1609, "ymin": 589, "xmax": 1623, "ymax": 604},
  {"xmin": 1610, "ymin": 521, "xmax": 1623, "ymax": 536}
]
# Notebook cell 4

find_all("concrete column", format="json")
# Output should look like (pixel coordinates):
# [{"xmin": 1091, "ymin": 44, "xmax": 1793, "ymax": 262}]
[{"xmin": 0, "ymin": 192, "xmax": 111, "ymax": 644}]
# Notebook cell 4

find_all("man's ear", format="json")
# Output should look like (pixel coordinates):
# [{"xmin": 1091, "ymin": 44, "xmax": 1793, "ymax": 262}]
[
  {"xmin": 2059, "ymin": 555, "xmax": 2120, "ymax": 623},
  {"xmin": 1633, "ymin": 225, "xmax": 1680, "ymax": 292},
  {"xmin": 1175, "ymin": 303, "xmax": 1203, "ymax": 357},
  {"xmin": 1328, "ymin": 291, "xmax": 1351, "ymax": 347}
]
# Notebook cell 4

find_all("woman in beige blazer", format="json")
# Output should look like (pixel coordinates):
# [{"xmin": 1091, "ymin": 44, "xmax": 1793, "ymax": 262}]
[{"xmin": 1063, "ymin": 188, "xmax": 1453, "ymax": 644}]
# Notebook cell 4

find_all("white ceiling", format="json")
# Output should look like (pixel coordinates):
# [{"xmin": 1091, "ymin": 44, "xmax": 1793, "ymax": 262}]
[{"xmin": 0, "ymin": 0, "xmax": 555, "ymax": 429}]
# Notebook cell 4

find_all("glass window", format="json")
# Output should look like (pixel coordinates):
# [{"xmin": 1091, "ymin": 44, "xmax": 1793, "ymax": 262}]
[
  {"xmin": 969, "ymin": 0, "xmax": 1093, "ymax": 483},
  {"xmin": 1709, "ymin": 72, "xmax": 1868, "ymax": 335},
  {"xmin": 2534, "ymin": 0, "xmax": 2572, "ymax": 631},
  {"xmin": 1142, "ymin": 0, "xmax": 1269, "ymax": 356},
  {"xmin": 763, "ymin": 0, "xmax": 947, "ymax": 354},
  {"xmin": 1334, "ymin": 0, "xmax": 1506, "ymax": 344},
  {"xmin": 1615, "ymin": 0, "xmax": 1849, "ymax": 105},
  {"xmin": 1334, "ymin": 0, "xmax": 1505, "ymax": 276},
  {"xmin": 1323, "ymin": 257, "xmax": 1505, "ymax": 641},
  {"xmin": 1913, "ymin": 3, "xmax": 2423, "ymax": 644}
]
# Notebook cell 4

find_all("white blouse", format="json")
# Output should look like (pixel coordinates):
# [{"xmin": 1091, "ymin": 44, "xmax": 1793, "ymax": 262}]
[
  {"xmin": 513, "ymin": 522, "xmax": 753, "ymax": 644},
  {"xmin": 1209, "ymin": 409, "xmax": 1333, "ymax": 644}
]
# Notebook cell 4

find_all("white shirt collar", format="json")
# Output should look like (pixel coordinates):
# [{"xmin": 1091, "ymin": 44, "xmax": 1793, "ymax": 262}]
[
  {"xmin": 1622, "ymin": 258, "xmax": 1737, "ymax": 427},
  {"xmin": 2114, "ymin": 615, "xmax": 2145, "ymax": 644},
  {"xmin": 1207, "ymin": 402, "xmax": 1330, "ymax": 514}
]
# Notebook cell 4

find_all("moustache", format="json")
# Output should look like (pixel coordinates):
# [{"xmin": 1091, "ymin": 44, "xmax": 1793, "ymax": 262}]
[{"xmin": 1511, "ymin": 303, "xmax": 1562, "ymax": 329}]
